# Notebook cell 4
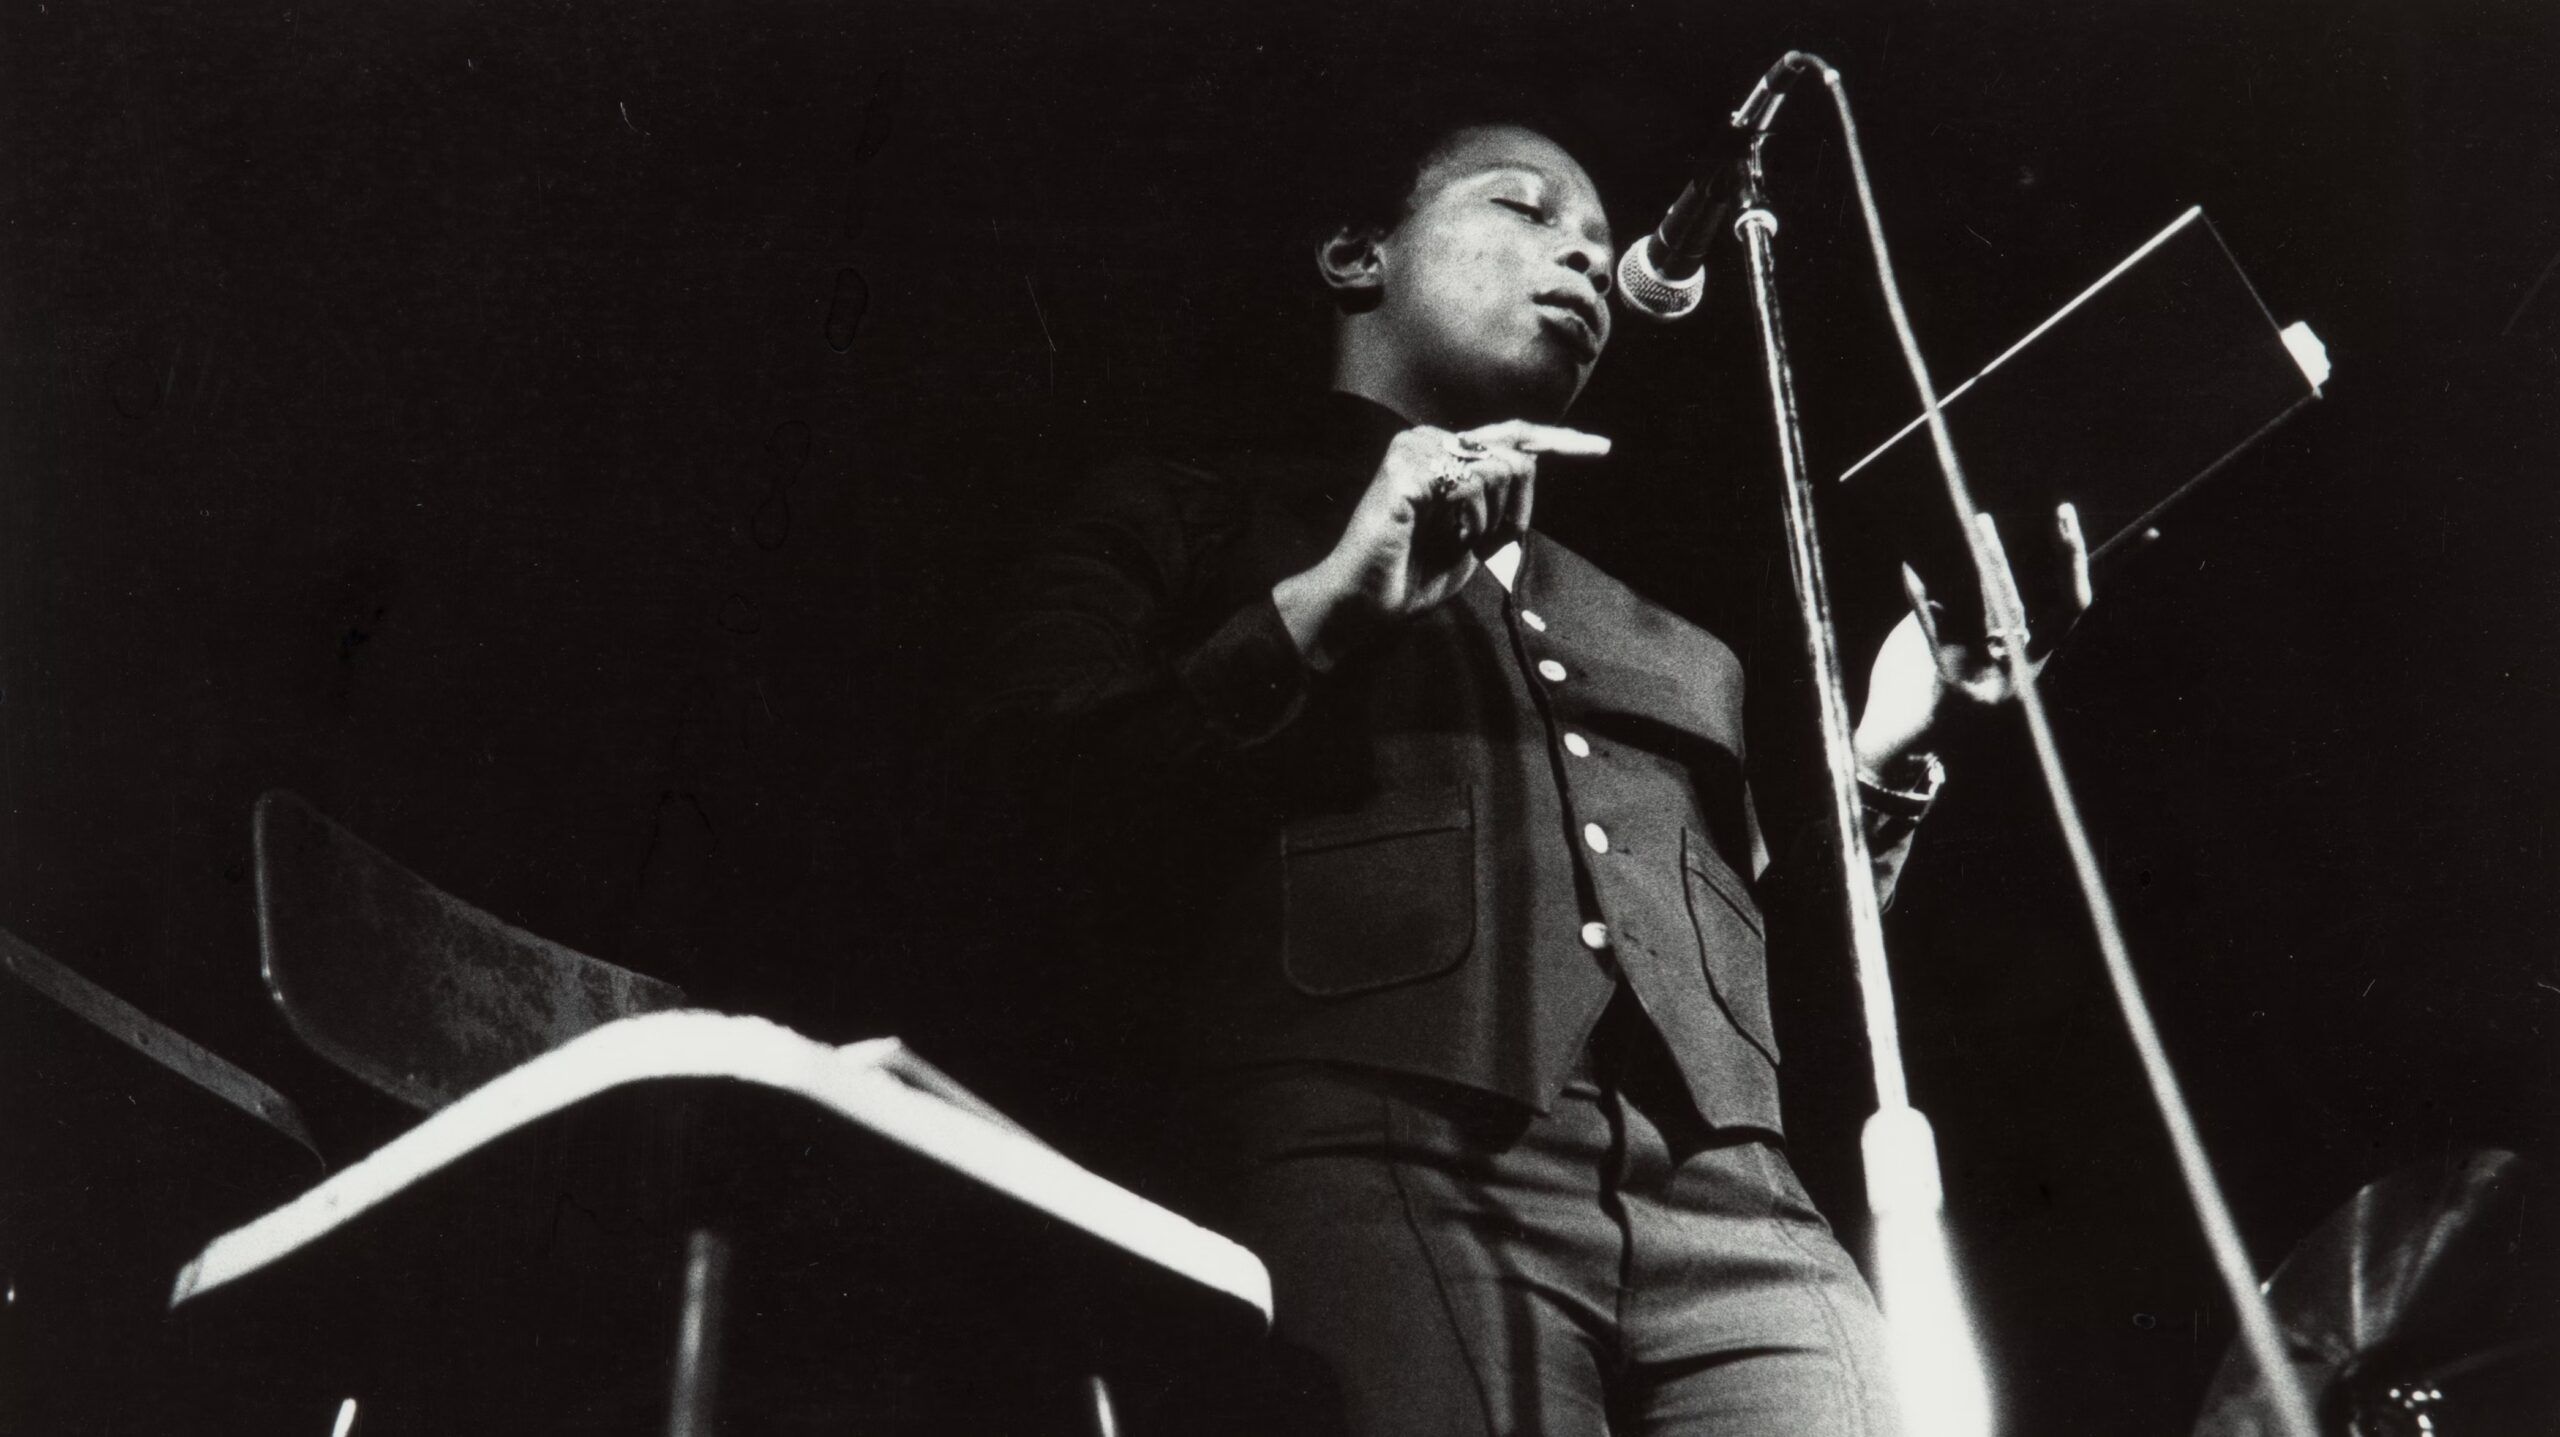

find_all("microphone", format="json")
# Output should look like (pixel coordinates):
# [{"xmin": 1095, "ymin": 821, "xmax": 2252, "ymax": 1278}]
[
  {"xmin": 1614, "ymin": 158, "xmax": 1746, "ymax": 322},
  {"xmin": 1618, "ymin": 51, "xmax": 1820, "ymax": 323}
]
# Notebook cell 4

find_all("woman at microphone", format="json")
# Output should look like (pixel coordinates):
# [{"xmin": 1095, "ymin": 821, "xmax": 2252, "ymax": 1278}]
[{"xmin": 976, "ymin": 100, "xmax": 2083, "ymax": 1435}]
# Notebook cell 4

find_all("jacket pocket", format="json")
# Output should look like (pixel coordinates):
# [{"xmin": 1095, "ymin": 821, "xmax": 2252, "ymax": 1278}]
[
  {"xmin": 1681, "ymin": 827, "xmax": 1778, "ymax": 1063},
  {"xmin": 1280, "ymin": 788, "xmax": 1476, "ymax": 998}
]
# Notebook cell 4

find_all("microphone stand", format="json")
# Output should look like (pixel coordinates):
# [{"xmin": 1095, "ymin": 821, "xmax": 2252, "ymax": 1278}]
[
  {"xmin": 1724, "ymin": 52, "xmax": 2320, "ymax": 1437},
  {"xmin": 1722, "ymin": 109, "xmax": 1993, "ymax": 1437}
]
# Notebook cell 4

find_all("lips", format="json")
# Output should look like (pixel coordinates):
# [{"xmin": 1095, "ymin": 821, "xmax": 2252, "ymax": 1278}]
[{"xmin": 1534, "ymin": 290, "xmax": 1605, "ymax": 361}]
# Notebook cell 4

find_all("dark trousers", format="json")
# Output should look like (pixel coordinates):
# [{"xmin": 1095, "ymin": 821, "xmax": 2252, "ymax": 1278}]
[{"xmin": 1193, "ymin": 996, "xmax": 1902, "ymax": 1436}]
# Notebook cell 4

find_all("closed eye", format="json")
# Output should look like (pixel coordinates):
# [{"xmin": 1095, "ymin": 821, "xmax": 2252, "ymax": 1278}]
[{"xmin": 1491, "ymin": 197, "xmax": 1549, "ymax": 223}]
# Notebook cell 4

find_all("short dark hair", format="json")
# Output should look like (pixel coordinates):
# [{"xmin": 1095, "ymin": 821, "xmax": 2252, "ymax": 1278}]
[{"xmin": 1295, "ymin": 86, "xmax": 1591, "ymax": 307}]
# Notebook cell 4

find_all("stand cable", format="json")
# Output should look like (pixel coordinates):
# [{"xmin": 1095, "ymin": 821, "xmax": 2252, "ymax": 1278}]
[{"xmin": 1735, "ymin": 50, "xmax": 2321, "ymax": 1437}]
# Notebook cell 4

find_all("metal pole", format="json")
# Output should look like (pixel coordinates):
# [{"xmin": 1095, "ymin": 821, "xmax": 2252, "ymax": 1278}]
[
  {"xmin": 1730, "ymin": 137, "xmax": 1994, "ymax": 1437},
  {"xmin": 1764, "ymin": 50, "xmax": 2322, "ymax": 1437},
  {"xmin": 666, "ymin": 1227, "xmax": 731, "ymax": 1437},
  {"xmin": 1732, "ymin": 146, "xmax": 1911, "ymax": 1115}
]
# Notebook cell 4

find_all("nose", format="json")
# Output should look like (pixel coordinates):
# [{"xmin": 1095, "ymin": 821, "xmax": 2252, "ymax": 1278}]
[{"xmin": 1560, "ymin": 239, "xmax": 1613, "ymax": 300}]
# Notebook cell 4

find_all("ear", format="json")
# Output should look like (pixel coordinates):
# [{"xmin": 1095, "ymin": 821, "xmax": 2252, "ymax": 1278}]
[{"xmin": 1316, "ymin": 225, "xmax": 1387, "ymax": 309}]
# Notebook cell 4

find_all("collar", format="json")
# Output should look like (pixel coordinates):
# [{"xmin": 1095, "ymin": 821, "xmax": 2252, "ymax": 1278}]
[
  {"xmin": 1251, "ymin": 390, "xmax": 1411, "ymax": 517},
  {"xmin": 1318, "ymin": 388, "xmax": 1414, "ymax": 454}
]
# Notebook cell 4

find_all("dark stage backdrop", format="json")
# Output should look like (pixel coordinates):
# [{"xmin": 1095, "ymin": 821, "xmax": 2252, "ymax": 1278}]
[{"xmin": 4, "ymin": 2, "xmax": 2555, "ymax": 1432}]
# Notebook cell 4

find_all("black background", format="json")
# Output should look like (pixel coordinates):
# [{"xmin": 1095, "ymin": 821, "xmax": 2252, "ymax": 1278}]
[{"xmin": 4, "ymin": 1, "xmax": 2556, "ymax": 1432}]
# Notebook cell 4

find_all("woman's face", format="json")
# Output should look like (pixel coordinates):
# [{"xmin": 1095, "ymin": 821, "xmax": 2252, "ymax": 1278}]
[{"xmin": 1367, "ymin": 124, "xmax": 1617, "ymax": 421}]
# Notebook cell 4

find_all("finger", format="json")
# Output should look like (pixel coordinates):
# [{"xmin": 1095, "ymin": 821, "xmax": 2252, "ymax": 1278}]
[
  {"xmin": 1465, "ymin": 452, "xmax": 1528, "ymax": 543},
  {"xmin": 1432, "ymin": 461, "xmax": 1501, "ymax": 553},
  {"xmin": 1472, "ymin": 449, "xmax": 1537, "ymax": 553},
  {"xmin": 2054, "ymin": 501, "xmax": 2093, "ymax": 613},
  {"xmin": 1455, "ymin": 476, "xmax": 1495, "ymax": 552},
  {"xmin": 1507, "ymin": 456, "xmax": 1539, "ymax": 542},
  {"xmin": 1969, "ymin": 511, "xmax": 2040, "ymax": 658},
  {"xmin": 1385, "ymin": 428, "xmax": 1462, "ymax": 511},
  {"xmin": 1899, "ymin": 562, "xmax": 1945, "ymax": 655},
  {"xmin": 1386, "ymin": 427, "xmax": 1449, "ymax": 480},
  {"xmin": 1459, "ymin": 420, "xmax": 1612, "ymax": 458}
]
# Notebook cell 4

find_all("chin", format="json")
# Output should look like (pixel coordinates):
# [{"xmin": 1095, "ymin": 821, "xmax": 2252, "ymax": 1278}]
[
  {"xmin": 1518, "ymin": 359, "xmax": 1591, "ymax": 420},
  {"xmin": 1419, "ymin": 342, "xmax": 1589, "ymax": 424},
  {"xmin": 1486, "ymin": 341, "xmax": 1590, "ymax": 413}
]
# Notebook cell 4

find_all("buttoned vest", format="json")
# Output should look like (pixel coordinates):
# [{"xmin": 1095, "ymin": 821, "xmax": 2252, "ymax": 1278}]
[{"xmin": 1183, "ymin": 523, "xmax": 1782, "ymax": 1132}]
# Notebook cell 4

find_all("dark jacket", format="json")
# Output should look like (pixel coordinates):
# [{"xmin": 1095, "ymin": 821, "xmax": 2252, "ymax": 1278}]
[{"xmin": 977, "ymin": 394, "xmax": 1925, "ymax": 1135}]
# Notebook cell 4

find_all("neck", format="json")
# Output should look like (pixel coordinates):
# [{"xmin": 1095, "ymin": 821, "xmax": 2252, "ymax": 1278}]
[
  {"xmin": 1329, "ymin": 329, "xmax": 1556, "ymax": 431},
  {"xmin": 1328, "ymin": 339, "xmax": 1434, "ymax": 427}
]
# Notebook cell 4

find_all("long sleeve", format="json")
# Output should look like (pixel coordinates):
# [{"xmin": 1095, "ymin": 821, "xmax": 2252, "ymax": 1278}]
[
  {"xmin": 1853, "ymin": 759, "xmax": 1943, "ymax": 910},
  {"xmin": 1747, "ymin": 765, "xmax": 1939, "ymax": 912},
  {"xmin": 968, "ymin": 459, "xmax": 1315, "ymax": 816}
]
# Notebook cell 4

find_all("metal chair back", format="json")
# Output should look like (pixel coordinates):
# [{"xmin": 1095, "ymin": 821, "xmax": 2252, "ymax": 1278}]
[{"xmin": 253, "ymin": 789, "xmax": 685, "ymax": 1111}]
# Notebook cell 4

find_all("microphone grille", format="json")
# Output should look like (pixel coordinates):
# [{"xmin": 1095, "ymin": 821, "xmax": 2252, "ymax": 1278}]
[{"xmin": 1615, "ymin": 237, "xmax": 1705, "ymax": 322}]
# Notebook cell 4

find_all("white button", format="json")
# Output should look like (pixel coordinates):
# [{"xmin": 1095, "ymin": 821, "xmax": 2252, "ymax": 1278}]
[
  {"xmin": 1579, "ymin": 921, "xmax": 1610, "ymax": 950},
  {"xmin": 1563, "ymin": 732, "xmax": 1591, "ymax": 758},
  {"xmin": 1537, "ymin": 659, "xmax": 1568, "ymax": 683},
  {"xmin": 1521, "ymin": 609, "xmax": 1548, "ymax": 632},
  {"xmin": 1583, "ymin": 823, "xmax": 1609, "ymax": 854}
]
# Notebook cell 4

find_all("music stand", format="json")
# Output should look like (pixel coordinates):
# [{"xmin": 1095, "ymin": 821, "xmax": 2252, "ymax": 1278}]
[
  {"xmin": 253, "ymin": 788, "xmax": 687, "ymax": 1112},
  {"xmin": 166, "ymin": 1012, "xmax": 1271, "ymax": 1435}
]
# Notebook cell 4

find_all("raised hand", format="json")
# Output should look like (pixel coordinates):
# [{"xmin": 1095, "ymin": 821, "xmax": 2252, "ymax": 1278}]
[
  {"xmin": 1275, "ymin": 420, "xmax": 1609, "ymax": 668},
  {"xmin": 1853, "ymin": 502, "xmax": 2095, "ymax": 781}
]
